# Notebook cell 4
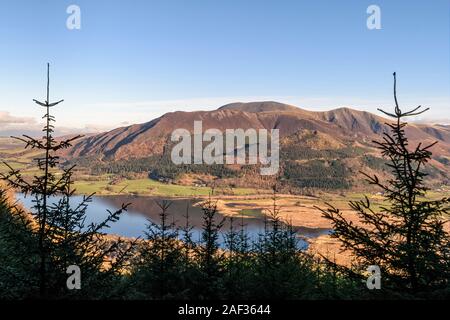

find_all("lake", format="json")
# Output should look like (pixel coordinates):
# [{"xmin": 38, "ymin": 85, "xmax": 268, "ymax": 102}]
[{"xmin": 16, "ymin": 194, "xmax": 331, "ymax": 249}]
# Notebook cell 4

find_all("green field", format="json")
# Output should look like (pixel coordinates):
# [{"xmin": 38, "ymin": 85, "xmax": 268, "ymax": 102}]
[
  {"xmin": 0, "ymin": 137, "xmax": 45, "ymax": 174},
  {"xmin": 72, "ymin": 178, "xmax": 258, "ymax": 197}
]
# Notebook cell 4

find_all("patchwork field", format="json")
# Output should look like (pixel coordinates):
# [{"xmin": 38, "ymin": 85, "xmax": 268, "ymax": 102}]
[{"xmin": 71, "ymin": 178, "xmax": 262, "ymax": 197}]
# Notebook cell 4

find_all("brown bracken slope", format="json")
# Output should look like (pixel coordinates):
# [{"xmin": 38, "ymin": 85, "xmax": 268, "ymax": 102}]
[{"xmin": 63, "ymin": 101, "xmax": 450, "ymax": 163}]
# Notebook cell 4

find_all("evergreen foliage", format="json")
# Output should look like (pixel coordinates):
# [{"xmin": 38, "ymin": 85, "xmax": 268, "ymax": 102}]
[
  {"xmin": 0, "ymin": 64, "xmax": 134, "ymax": 299},
  {"xmin": 317, "ymin": 73, "xmax": 450, "ymax": 298}
]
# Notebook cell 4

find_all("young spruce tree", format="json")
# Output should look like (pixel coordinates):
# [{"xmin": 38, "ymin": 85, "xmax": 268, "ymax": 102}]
[
  {"xmin": 131, "ymin": 200, "xmax": 187, "ymax": 299},
  {"xmin": 0, "ymin": 64, "xmax": 135, "ymax": 299},
  {"xmin": 317, "ymin": 73, "xmax": 450, "ymax": 298}
]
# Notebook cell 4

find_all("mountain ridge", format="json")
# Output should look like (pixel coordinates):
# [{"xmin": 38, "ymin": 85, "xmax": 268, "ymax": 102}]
[
  {"xmin": 58, "ymin": 101, "xmax": 450, "ymax": 190},
  {"xmin": 63, "ymin": 101, "xmax": 450, "ymax": 161}
]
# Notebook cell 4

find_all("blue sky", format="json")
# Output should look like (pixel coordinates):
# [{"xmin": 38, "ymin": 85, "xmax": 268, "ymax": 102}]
[{"xmin": 0, "ymin": 0, "xmax": 448, "ymax": 132}]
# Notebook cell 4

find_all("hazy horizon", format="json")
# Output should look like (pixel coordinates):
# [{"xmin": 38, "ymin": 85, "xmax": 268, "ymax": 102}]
[{"xmin": 0, "ymin": 99, "xmax": 448, "ymax": 138}]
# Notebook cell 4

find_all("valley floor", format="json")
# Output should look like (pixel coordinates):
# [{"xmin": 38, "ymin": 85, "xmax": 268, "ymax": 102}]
[
  {"xmin": 1, "ymin": 137, "xmax": 449, "ymax": 266},
  {"xmin": 71, "ymin": 177, "xmax": 450, "ymax": 266}
]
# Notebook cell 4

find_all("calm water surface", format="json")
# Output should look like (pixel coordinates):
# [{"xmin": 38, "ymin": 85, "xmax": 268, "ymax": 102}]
[{"xmin": 16, "ymin": 194, "xmax": 331, "ymax": 248}]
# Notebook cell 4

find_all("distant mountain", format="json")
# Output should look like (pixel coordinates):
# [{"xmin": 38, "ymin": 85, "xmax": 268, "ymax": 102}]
[
  {"xmin": 62, "ymin": 101, "xmax": 450, "ymax": 189},
  {"xmin": 64, "ymin": 101, "xmax": 450, "ymax": 159}
]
